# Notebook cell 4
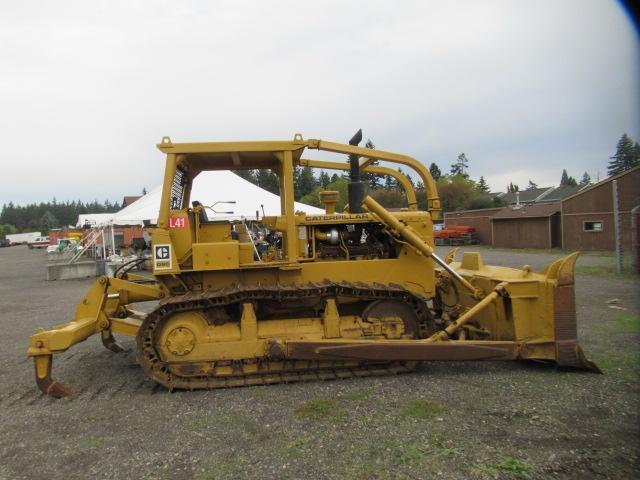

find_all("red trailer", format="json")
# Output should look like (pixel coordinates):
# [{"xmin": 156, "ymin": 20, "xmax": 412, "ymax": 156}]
[{"xmin": 434, "ymin": 225, "xmax": 479, "ymax": 245}]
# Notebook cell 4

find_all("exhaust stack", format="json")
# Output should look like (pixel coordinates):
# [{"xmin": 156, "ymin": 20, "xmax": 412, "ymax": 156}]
[{"xmin": 347, "ymin": 128, "xmax": 364, "ymax": 213}]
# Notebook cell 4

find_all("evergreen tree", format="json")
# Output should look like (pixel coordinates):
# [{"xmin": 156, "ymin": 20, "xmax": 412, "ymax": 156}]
[
  {"xmin": 254, "ymin": 169, "xmax": 279, "ymax": 195},
  {"xmin": 526, "ymin": 180, "xmax": 538, "ymax": 191},
  {"xmin": 450, "ymin": 153, "xmax": 469, "ymax": 178},
  {"xmin": 579, "ymin": 172, "xmax": 592, "ymax": 187},
  {"xmin": 142, "ymin": 187, "xmax": 148, "ymax": 195},
  {"xmin": 506, "ymin": 182, "xmax": 519, "ymax": 193},
  {"xmin": 361, "ymin": 139, "xmax": 381, "ymax": 189},
  {"xmin": 39, "ymin": 211, "xmax": 58, "ymax": 234},
  {"xmin": 384, "ymin": 174, "xmax": 396, "ymax": 189},
  {"xmin": 330, "ymin": 173, "xmax": 339, "ymax": 183},
  {"xmin": 319, "ymin": 171, "xmax": 330, "ymax": 189},
  {"xmin": 560, "ymin": 169, "xmax": 577, "ymax": 186},
  {"xmin": 405, "ymin": 172, "xmax": 414, "ymax": 187},
  {"xmin": 477, "ymin": 176, "xmax": 490, "ymax": 193},
  {"xmin": 233, "ymin": 169, "xmax": 257, "ymax": 183},
  {"xmin": 294, "ymin": 166, "xmax": 318, "ymax": 200},
  {"xmin": 429, "ymin": 163, "xmax": 442, "ymax": 181},
  {"xmin": 608, "ymin": 133, "xmax": 640, "ymax": 176}
]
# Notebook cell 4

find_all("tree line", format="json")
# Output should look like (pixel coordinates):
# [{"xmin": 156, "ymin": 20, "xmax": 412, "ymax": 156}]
[
  {"xmin": 234, "ymin": 142, "xmax": 506, "ymax": 213},
  {"xmin": 0, "ymin": 199, "xmax": 121, "ymax": 234},
  {"xmin": 506, "ymin": 133, "xmax": 638, "ymax": 193},
  {"xmin": 234, "ymin": 133, "xmax": 639, "ymax": 213},
  {"xmin": 2, "ymin": 133, "xmax": 637, "ymax": 236}
]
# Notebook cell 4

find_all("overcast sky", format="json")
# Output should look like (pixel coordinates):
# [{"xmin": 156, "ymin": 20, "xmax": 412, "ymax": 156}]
[{"xmin": 1, "ymin": 0, "xmax": 638, "ymax": 206}]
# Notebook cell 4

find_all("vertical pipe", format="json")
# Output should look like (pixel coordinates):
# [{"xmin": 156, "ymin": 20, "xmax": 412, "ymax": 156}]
[
  {"xmin": 612, "ymin": 179, "xmax": 622, "ymax": 274},
  {"xmin": 111, "ymin": 225, "xmax": 116, "ymax": 257},
  {"xmin": 281, "ymin": 151, "xmax": 297, "ymax": 262},
  {"xmin": 347, "ymin": 129, "xmax": 364, "ymax": 213}
]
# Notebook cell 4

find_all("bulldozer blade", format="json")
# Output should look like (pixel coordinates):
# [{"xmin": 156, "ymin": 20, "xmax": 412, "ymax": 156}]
[
  {"xmin": 547, "ymin": 252, "xmax": 601, "ymax": 373},
  {"xmin": 33, "ymin": 355, "xmax": 73, "ymax": 398}
]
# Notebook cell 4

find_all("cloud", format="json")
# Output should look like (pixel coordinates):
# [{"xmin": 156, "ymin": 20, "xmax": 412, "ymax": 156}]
[{"xmin": 0, "ymin": 0, "xmax": 638, "ymax": 205}]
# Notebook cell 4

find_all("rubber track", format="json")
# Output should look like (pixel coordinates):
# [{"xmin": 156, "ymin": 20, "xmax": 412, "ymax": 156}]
[{"xmin": 136, "ymin": 280, "xmax": 427, "ymax": 391}]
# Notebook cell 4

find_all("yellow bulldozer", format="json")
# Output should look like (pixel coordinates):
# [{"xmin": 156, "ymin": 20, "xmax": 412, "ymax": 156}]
[{"xmin": 27, "ymin": 131, "xmax": 598, "ymax": 397}]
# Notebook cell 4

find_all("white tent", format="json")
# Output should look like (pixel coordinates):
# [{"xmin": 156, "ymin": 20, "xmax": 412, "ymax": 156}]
[
  {"xmin": 76, "ymin": 213, "xmax": 117, "ymax": 227},
  {"xmin": 110, "ymin": 170, "xmax": 323, "ymax": 225}
]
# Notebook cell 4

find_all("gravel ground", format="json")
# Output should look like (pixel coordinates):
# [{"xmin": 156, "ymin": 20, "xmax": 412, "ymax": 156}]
[{"xmin": 0, "ymin": 245, "xmax": 638, "ymax": 480}]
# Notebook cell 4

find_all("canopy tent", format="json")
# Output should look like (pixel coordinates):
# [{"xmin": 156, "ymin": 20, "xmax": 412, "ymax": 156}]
[
  {"xmin": 76, "ymin": 213, "xmax": 118, "ymax": 228},
  {"xmin": 108, "ymin": 170, "xmax": 323, "ymax": 226}
]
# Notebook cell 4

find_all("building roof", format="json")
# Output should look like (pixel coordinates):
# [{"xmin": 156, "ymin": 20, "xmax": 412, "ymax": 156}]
[
  {"xmin": 122, "ymin": 195, "xmax": 142, "ymax": 207},
  {"xmin": 491, "ymin": 203, "xmax": 560, "ymax": 220},
  {"xmin": 536, "ymin": 184, "xmax": 583, "ymax": 202},
  {"xmin": 499, "ymin": 187, "xmax": 552, "ymax": 204},
  {"xmin": 561, "ymin": 165, "xmax": 640, "ymax": 203}
]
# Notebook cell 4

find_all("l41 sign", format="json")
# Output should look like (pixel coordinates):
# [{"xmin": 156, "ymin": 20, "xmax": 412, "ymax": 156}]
[{"xmin": 169, "ymin": 216, "xmax": 188, "ymax": 228}]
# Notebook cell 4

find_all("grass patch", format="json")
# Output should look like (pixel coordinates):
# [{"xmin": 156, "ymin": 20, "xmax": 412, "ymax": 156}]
[
  {"xmin": 428, "ymin": 433, "xmax": 461, "ymax": 456},
  {"xmin": 574, "ymin": 259, "xmax": 634, "ymax": 276},
  {"xmin": 79, "ymin": 436, "xmax": 105, "ymax": 449},
  {"xmin": 286, "ymin": 437, "xmax": 309, "ymax": 449},
  {"xmin": 283, "ymin": 435, "xmax": 312, "ymax": 459},
  {"xmin": 294, "ymin": 398, "xmax": 337, "ymax": 418},
  {"xmin": 344, "ymin": 463, "xmax": 391, "ymax": 480},
  {"xmin": 595, "ymin": 350, "xmax": 640, "ymax": 379},
  {"xmin": 475, "ymin": 458, "xmax": 532, "ymax": 478},
  {"xmin": 198, "ymin": 457, "xmax": 243, "ymax": 480},
  {"xmin": 397, "ymin": 444, "xmax": 425, "ymax": 465},
  {"xmin": 341, "ymin": 387, "xmax": 376, "ymax": 401},
  {"xmin": 616, "ymin": 313, "xmax": 640, "ymax": 333},
  {"xmin": 574, "ymin": 265, "xmax": 613, "ymax": 275},
  {"xmin": 399, "ymin": 400, "xmax": 448, "ymax": 420}
]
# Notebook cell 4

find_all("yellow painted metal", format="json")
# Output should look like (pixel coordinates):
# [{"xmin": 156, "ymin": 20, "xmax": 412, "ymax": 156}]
[
  {"xmin": 240, "ymin": 303, "xmax": 258, "ymax": 341},
  {"xmin": 322, "ymin": 298, "xmax": 341, "ymax": 338},
  {"xmin": 28, "ymin": 133, "xmax": 596, "ymax": 397},
  {"xmin": 192, "ymin": 242, "xmax": 240, "ymax": 270},
  {"xmin": 155, "ymin": 135, "xmax": 439, "ymax": 218},
  {"xmin": 157, "ymin": 153, "xmax": 177, "ymax": 229},
  {"xmin": 426, "ymin": 284, "xmax": 506, "ymax": 342},
  {"xmin": 281, "ymin": 150, "xmax": 298, "ymax": 262},
  {"xmin": 27, "ymin": 276, "xmax": 164, "ymax": 358},
  {"xmin": 111, "ymin": 317, "xmax": 142, "ymax": 337},
  {"xmin": 362, "ymin": 195, "xmax": 480, "ymax": 297},
  {"xmin": 306, "ymin": 139, "xmax": 441, "ymax": 219},
  {"xmin": 152, "ymin": 305, "xmax": 412, "ymax": 364}
]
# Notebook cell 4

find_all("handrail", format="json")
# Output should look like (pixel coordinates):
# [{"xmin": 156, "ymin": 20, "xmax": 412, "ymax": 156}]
[{"xmin": 306, "ymin": 139, "xmax": 441, "ymax": 220}]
